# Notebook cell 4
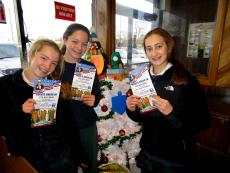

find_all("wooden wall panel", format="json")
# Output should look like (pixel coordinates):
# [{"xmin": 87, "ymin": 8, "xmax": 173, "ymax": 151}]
[
  {"xmin": 196, "ymin": 86, "xmax": 230, "ymax": 172},
  {"xmin": 94, "ymin": 0, "xmax": 115, "ymax": 64},
  {"xmin": 216, "ymin": 1, "xmax": 230, "ymax": 87}
]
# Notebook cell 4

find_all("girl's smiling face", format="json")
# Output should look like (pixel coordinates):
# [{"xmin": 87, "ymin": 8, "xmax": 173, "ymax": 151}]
[
  {"xmin": 145, "ymin": 34, "xmax": 169, "ymax": 73},
  {"xmin": 28, "ymin": 45, "xmax": 59, "ymax": 79},
  {"xmin": 64, "ymin": 30, "xmax": 89, "ymax": 63}
]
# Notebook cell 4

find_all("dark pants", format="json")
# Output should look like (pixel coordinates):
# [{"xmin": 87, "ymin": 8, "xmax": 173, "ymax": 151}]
[
  {"xmin": 137, "ymin": 150, "xmax": 194, "ymax": 173},
  {"xmin": 141, "ymin": 166, "xmax": 192, "ymax": 173},
  {"xmin": 26, "ymin": 145, "xmax": 77, "ymax": 173},
  {"xmin": 80, "ymin": 123, "xmax": 98, "ymax": 173}
]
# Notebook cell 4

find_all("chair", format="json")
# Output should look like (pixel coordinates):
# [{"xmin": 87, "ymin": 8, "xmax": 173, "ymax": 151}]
[{"xmin": 0, "ymin": 136, "xmax": 38, "ymax": 173}]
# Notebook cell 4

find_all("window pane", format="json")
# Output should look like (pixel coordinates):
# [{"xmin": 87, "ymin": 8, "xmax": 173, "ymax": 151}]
[
  {"xmin": 0, "ymin": 0, "xmax": 18, "ymax": 42},
  {"xmin": 116, "ymin": 0, "xmax": 158, "ymax": 66},
  {"xmin": 116, "ymin": 15, "xmax": 128, "ymax": 64},
  {"xmin": 0, "ymin": 0, "xmax": 92, "ymax": 76},
  {"xmin": 0, "ymin": 0, "xmax": 21, "ymax": 77},
  {"xmin": 21, "ymin": 0, "xmax": 92, "ymax": 42}
]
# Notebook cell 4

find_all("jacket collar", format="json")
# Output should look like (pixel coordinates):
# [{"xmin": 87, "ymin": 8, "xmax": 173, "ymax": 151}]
[{"xmin": 150, "ymin": 63, "xmax": 173, "ymax": 76}]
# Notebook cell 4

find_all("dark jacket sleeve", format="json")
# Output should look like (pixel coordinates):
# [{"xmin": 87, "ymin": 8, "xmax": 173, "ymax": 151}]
[
  {"xmin": 56, "ymin": 99, "xmax": 91, "ymax": 166},
  {"xmin": 92, "ymin": 72, "xmax": 101, "ymax": 107},
  {"xmin": 126, "ymin": 107, "xmax": 143, "ymax": 123},
  {"xmin": 0, "ymin": 78, "xmax": 9, "ymax": 135},
  {"xmin": 0, "ymin": 77, "xmax": 24, "ymax": 136}
]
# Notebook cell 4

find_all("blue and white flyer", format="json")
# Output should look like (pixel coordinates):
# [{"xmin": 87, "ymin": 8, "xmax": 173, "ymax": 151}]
[
  {"xmin": 71, "ymin": 62, "xmax": 96, "ymax": 100},
  {"xmin": 32, "ymin": 79, "xmax": 61, "ymax": 128},
  {"xmin": 128, "ymin": 64, "xmax": 157, "ymax": 113}
]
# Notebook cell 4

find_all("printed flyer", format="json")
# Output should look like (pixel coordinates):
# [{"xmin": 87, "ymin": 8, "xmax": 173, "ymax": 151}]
[
  {"xmin": 128, "ymin": 64, "xmax": 157, "ymax": 113},
  {"xmin": 32, "ymin": 78, "xmax": 61, "ymax": 128},
  {"xmin": 71, "ymin": 62, "xmax": 96, "ymax": 100}
]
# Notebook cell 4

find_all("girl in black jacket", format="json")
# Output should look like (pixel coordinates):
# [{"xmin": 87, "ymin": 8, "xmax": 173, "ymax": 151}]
[
  {"xmin": 126, "ymin": 28, "xmax": 211, "ymax": 173},
  {"xmin": 0, "ymin": 39, "xmax": 88, "ymax": 173},
  {"xmin": 59, "ymin": 23, "xmax": 101, "ymax": 173}
]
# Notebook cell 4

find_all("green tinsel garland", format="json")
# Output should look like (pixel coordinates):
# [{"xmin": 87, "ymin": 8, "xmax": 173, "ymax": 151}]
[
  {"xmin": 99, "ymin": 80, "xmax": 113, "ymax": 92},
  {"xmin": 98, "ymin": 130, "xmax": 142, "ymax": 150},
  {"xmin": 97, "ymin": 110, "xmax": 115, "ymax": 121}
]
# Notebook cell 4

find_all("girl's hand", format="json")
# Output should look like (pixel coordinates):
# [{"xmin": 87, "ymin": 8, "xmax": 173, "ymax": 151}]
[
  {"xmin": 126, "ymin": 95, "xmax": 140, "ymax": 111},
  {"xmin": 22, "ymin": 98, "xmax": 36, "ymax": 114},
  {"xmin": 81, "ymin": 94, "xmax": 95, "ymax": 107},
  {"xmin": 152, "ymin": 95, "xmax": 173, "ymax": 115}
]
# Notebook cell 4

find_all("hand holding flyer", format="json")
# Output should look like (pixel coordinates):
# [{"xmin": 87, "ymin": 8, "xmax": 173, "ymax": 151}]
[
  {"xmin": 32, "ymin": 79, "xmax": 61, "ymax": 128},
  {"xmin": 71, "ymin": 62, "xmax": 96, "ymax": 100},
  {"xmin": 128, "ymin": 64, "xmax": 157, "ymax": 113}
]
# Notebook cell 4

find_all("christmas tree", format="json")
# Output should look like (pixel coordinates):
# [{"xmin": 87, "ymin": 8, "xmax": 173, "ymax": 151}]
[
  {"xmin": 95, "ymin": 78, "xmax": 142, "ymax": 171},
  {"xmin": 84, "ymin": 27, "xmax": 141, "ymax": 171}
]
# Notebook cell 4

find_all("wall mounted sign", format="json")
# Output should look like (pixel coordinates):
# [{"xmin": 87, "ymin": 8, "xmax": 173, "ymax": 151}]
[
  {"xmin": 187, "ymin": 22, "xmax": 215, "ymax": 58},
  {"xmin": 54, "ymin": 1, "xmax": 75, "ymax": 21}
]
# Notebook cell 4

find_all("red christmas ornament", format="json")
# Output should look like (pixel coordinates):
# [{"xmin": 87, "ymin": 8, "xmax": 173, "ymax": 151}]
[
  {"xmin": 98, "ymin": 134, "xmax": 102, "ymax": 142},
  {"xmin": 119, "ymin": 129, "xmax": 126, "ymax": 136},
  {"xmin": 101, "ymin": 104, "xmax": 108, "ymax": 112}
]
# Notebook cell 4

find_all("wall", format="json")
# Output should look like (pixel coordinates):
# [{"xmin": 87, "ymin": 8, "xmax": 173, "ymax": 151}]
[
  {"xmin": 94, "ymin": 0, "xmax": 115, "ymax": 63},
  {"xmin": 217, "ymin": 0, "xmax": 230, "ymax": 87}
]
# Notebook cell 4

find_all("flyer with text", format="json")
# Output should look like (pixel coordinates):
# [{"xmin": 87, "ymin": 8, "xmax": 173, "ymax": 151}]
[
  {"xmin": 32, "ymin": 79, "xmax": 61, "ymax": 128},
  {"xmin": 128, "ymin": 64, "xmax": 157, "ymax": 113},
  {"xmin": 71, "ymin": 62, "xmax": 96, "ymax": 100}
]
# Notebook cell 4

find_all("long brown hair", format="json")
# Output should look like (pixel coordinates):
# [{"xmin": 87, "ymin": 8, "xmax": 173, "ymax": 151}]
[{"xmin": 143, "ymin": 28, "xmax": 191, "ymax": 85}]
